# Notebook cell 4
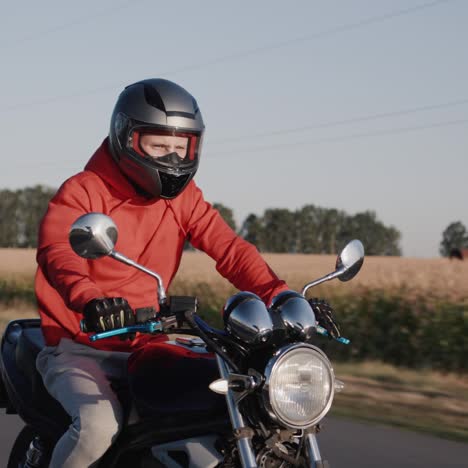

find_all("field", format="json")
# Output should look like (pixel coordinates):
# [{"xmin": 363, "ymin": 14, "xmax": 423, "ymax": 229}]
[
  {"xmin": 1, "ymin": 248, "xmax": 468, "ymax": 440},
  {"xmin": 180, "ymin": 251, "xmax": 468, "ymax": 304},
  {"xmin": 2, "ymin": 248, "xmax": 468, "ymax": 300}
]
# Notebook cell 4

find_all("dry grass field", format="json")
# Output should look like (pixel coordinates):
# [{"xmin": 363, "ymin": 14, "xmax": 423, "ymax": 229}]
[
  {"xmin": 2, "ymin": 248, "xmax": 468, "ymax": 300},
  {"xmin": 0, "ymin": 248, "xmax": 37, "ymax": 279},
  {"xmin": 178, "ymin": 252, "xmax": 468, "ymax": 302}
]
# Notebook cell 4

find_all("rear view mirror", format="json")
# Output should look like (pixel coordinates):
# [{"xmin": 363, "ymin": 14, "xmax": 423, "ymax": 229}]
[
  {"xmin": 336, "ymin": 239, "xmax": 365, "ymax": 282},
  {"xmin": 69, "ymin": 213, "xmax": 118, "ymax": 259}
]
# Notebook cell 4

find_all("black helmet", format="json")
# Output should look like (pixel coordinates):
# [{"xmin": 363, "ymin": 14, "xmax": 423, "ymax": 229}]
[{"xmin": 109, "ymin": 78, "xmax": 205, "ymax": 199}]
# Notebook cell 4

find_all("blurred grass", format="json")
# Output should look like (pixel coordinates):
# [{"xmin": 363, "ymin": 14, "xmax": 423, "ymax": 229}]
[
  {"xmin": 170, "ymin": 278, "xmax": 233, "ymax": 328},
  {"xmin": 0, "ymin": 277, "xmax": 35, "ymax": 304},
  {"xmin": 0, "ymin": 277, "xmax": 37, "ymax": 330},
  {"xmin": 332, "ymin": 361, "xmax": 468, "ymax": 442}
]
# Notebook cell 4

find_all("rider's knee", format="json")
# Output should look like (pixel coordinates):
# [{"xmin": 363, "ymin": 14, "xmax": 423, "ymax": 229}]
[{"xmin": 72, "ymin": 408, "xmax": 123, "ymax": 451}]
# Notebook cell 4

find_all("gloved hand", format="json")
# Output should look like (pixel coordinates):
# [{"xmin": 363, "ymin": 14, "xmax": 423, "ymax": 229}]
[
  {"xmin": 308, "ymin": 298, "xmax": 341, "ymax": 339},
  {"xmin": 83, "ymin": 297, "xmax": 135, "ymax": 333}
]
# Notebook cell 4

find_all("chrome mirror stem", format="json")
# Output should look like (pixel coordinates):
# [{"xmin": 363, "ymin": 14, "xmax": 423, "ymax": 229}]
[
  {"xmin": 110, "ymin": 251, "xmax": 167, "ymax": 305},
  {"xmin": 301, "ymin": 268, "xmax": 344, "ymax": 296}
]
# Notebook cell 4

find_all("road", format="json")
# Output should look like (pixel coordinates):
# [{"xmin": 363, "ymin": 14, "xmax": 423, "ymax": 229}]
[{"xmin": 0, "ymin": 413, "xmax": 467, "ymax": 467}]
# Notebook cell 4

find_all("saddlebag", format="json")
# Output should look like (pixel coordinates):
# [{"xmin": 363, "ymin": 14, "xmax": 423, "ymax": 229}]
[
  {"xmin": 0, "ymin": 371, "xmax": 9, "ymax": 408},
  {"xmin": 1, "ymin": 318, "xmax": 70, "ymax": 436}
]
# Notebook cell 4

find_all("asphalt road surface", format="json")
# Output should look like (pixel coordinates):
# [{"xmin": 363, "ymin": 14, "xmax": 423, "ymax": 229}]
[{"xmin": 0, "ymin": 413, "xmax": 467, "ymax": 467}]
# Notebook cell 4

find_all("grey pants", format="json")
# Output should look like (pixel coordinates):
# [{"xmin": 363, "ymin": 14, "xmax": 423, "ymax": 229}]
[{"xmin": 36, "ymin": 339, "xmax": 131, "ymax": 468}]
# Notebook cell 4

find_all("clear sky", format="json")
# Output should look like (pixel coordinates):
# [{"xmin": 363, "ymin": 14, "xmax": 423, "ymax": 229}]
[{"xmin": 1, "ymin": 0, "xmax": 467, "ymax": 257}]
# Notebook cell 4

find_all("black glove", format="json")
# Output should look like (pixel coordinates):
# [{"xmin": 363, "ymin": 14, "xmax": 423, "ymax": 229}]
[
  {"xmin": 308, "ymin": 298, "xmax": 341, "ymax": 339},
  {"xmin": 83, "ymin": 297, "xmax": 135, "ymax": 333}
]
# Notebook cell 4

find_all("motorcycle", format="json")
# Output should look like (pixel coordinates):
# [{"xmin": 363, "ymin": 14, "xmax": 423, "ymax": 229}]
[{"xmin": 0, "ymin": 212, "xmax": 364, "ymax": 467}]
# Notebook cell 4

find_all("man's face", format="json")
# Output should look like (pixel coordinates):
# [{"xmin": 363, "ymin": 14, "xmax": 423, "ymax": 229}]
[{"xmin": 139, "ymin": 134, "xmax": 188, "ymax": 159}]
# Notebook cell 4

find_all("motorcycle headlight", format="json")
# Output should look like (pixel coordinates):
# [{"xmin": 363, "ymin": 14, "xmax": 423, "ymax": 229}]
[{"xmin": 263, "ymin": 344, "xmax": 335, "ymax": 429}]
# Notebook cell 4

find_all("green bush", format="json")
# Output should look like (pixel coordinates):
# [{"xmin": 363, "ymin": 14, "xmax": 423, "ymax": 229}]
[
  {"xmin": 170, "ymin": 280, "xmax": 233, "ymax": 328},
  {"xmin": 0, "ymin": 279, "xmax": 36, "ymax": 305},
  {"xmin": 319, "ymin": 291, "xmax": 468, "ymax": 372}
]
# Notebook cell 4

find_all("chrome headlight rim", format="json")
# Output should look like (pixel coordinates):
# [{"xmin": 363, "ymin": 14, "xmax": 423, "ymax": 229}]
[{"xmin": 262, "ymin": 343, "xmax": 335, "ymax": 429}]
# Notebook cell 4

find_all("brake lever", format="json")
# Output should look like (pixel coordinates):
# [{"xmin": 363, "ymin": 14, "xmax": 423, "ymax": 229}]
[
  {"xmin": 315, "ymin": 325, "xmax": 350, "ymax": 345},
  {"xmin": 81, "ymin": 320, "xmax": 164, "ymax": 342}
]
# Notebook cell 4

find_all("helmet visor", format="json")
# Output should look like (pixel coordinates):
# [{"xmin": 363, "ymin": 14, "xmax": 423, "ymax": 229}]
[{"xmin": 129, "ymin": 128, "xmax": 201, "ymax": 172}]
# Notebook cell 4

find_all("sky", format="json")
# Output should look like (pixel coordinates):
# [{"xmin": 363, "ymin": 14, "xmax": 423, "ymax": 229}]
[{"xmin": 1, "ymin": 0, "xmax": 467, "ymax": 257}]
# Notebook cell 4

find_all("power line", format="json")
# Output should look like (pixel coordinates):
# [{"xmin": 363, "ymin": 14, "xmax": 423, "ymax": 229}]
[
  {"xmin": 174, "ymin": 0, "xmax": 454, "ymax": 72},
  {"xmin": 0, "ymin": 0, "xmax": 454, "ymax": 114},
  {"xmin": 204, "ymin": 118, "xmax": 468, "ymax": 157},
  {"xmin": 2, "ymin": 0, "xmax": 144, "ymax": 49},
  {"xmin": 208, "ymin": 98, "xmax": 468, "ymax": 144}
]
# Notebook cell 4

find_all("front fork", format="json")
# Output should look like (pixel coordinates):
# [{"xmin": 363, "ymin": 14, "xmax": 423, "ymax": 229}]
[
  {"xmin": 305, "ymin": 429, "xmax": 329, "ymax": 468},
  {"xmin": 215, "ymin": 356, "xmax": 328, "ymax": 468},
  {"xmin": 216, "ymin": 356, "xmax": 257, "ymax": 468}
]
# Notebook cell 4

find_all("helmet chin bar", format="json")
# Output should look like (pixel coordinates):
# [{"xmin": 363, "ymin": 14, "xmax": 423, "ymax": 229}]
[
  {"xmin": 117, "ymin": 154, "xmax": 195, "ymax": 199},
  {"xmin": 159, "ymin": 171, "xmax": 192, "ymax": 199}
]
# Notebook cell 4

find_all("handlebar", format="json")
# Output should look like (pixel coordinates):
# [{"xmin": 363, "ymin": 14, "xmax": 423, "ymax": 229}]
[
  {"xmin": 83, "ymin": 318, "xmax": 349, "ymax": 345},
  {"xmin": 81, "ymin": 295, "xmax": 198, "ymax": 341},
  {"xmin": 315, "ymin": 325, "xmax": 350, "ymax": 345},
  {"xmin": 81, "ymin": 320, "xmax": 164, "ymax": 342}
]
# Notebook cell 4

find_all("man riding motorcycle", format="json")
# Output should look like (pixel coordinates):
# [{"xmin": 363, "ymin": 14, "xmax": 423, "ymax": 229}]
[{"xmin": 34, "ymin": 78, "xmax": 340, "ymax": 467}]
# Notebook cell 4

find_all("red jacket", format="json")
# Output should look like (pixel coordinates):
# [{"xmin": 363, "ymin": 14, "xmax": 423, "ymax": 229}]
[{"xmin": 36, "ymin": 139, "xmax": 289, "ymax": 350}]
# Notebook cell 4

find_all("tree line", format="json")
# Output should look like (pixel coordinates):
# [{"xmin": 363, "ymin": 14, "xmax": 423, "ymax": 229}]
[
  {"xmin": 0, "ymin": 186, "xmax": 57, "ymax": 248},
  {"xmin": 0, "ymin": 186, "xmax": 402, "ymax": 255},
  {"xmin": 238, "ymin": 206, "xmax": 401, "ymax": 255}
]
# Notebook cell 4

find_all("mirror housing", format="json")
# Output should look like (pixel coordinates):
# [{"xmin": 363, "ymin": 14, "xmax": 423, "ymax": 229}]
[
  {"xmin": 69, "ymin": 213, "xmax": 118, "ymax": 259},
  {"xmin": 336, "ymin": 239, "xmax": 365, "ymax": 282}
]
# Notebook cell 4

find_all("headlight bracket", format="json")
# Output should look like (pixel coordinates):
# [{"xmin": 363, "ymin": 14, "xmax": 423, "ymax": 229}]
[{"xmin": 228, "ymin": 369, "xmax": 263, "ymax": 403}]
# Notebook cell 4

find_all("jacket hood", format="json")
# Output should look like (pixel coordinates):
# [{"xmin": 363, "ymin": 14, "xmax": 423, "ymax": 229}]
[{"xmin": 85, "ymin": 138, "xmax": 142, "ymax": 199}]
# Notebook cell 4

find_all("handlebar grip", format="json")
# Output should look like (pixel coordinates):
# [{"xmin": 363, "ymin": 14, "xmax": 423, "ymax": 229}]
[{"xmin": 80, "ymin": 319, "xmax": 88, "ymax": 333}]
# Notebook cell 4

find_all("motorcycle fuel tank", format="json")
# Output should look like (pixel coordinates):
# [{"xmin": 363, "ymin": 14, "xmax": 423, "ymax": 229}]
[{"xmin": 127, "ymin": 338, "xmax": 227, "ymax": 420}]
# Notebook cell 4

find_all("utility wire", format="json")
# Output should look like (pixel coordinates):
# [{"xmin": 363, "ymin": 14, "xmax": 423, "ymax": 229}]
[
  {"xmin": 0, "ymin": 0, "xmax": 454, "ymax": 114},
  {"xmin": 204, "ymin": 118, "xmax": 468, "ymax": 157},
  {"xmin": 209, "ymin": 98, "xmax": 468, "ymax": 144},
  {"xmin": 171, "ymin": 0, "xmax": 454, "ymax": 73},
  {"xmin": 2, "ymin": 0, "xmax": 144, "ymax": 49}
]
